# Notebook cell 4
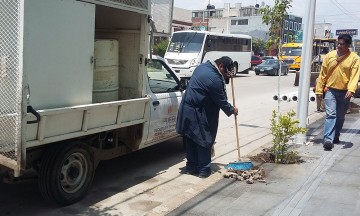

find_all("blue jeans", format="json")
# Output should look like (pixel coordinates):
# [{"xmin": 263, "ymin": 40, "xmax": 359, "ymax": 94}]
[
  {"xmin": 185, "ymin": 137, "xmax": 211, "ymax": 175},
  {"xmin": 323, "ymin": 88, "xmax": 350, "ymax": 142}
]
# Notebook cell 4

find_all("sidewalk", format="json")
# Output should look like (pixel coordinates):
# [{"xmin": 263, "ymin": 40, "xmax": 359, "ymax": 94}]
[{"xmin": 168, "ymin": 99, "xmax": 360, "ymax": 216}]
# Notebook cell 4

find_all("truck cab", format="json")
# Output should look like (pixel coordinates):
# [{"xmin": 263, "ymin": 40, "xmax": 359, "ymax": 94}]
[{"xmin": 0, "ymin": 0, "xmax": 179, "ymax": 205}]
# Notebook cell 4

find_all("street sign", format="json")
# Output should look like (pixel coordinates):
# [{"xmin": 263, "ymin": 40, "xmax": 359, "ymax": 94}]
[{"xmin": 335, "ymin": 29, "xmax": 358, "ymax": 36}]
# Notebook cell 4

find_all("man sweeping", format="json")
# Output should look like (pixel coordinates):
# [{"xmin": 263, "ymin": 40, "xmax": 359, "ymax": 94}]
[{"xmin": 176, "ymin": 56, "xmax": 238, "ymax": 178}]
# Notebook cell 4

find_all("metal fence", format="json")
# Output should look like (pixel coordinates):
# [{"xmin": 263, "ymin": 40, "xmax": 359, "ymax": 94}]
[
  {"xmin": 151, "ymin": 0, "xmax": 173, "ymax": 36},
  {"xmin": 0, "ymin": 0, "xmax": 23, "ymax": 167},
  {"xmin": 107, "ymin": 0, "xmax": 148, "ymax": 9},
  {"xmin": 81, "ymin": 0, "xmax": 148, "ymax": 11}
]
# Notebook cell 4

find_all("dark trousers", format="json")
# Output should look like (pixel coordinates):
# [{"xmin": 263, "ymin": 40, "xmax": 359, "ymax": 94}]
[{"xmin": 185, "ymin": 137, "xmax": 211, "ymax": 175}]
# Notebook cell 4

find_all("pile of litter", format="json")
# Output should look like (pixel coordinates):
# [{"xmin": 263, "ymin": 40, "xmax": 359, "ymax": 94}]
[{"xmin": 223, "ymin": 167, "xmax": 266, "ymax": 184}]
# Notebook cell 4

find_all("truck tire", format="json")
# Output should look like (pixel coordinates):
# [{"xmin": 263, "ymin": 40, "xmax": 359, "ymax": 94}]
[{"xmin": 38, "ymin": 142, "xmax": 95, "ymax": 206}]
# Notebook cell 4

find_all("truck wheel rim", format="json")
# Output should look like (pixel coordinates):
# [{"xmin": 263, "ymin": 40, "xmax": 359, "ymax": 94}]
[{"xmin": 60, "ymin": 153, "xmax": 88, "ymax": 193}]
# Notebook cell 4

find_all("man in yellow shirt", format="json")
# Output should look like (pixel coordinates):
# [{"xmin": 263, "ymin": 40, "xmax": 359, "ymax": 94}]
[{"xmin": 315, "ymin": 34, "xmax": 360, "ymax": 150}]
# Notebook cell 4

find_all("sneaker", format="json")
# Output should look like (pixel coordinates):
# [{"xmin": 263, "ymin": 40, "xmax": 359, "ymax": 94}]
[
  {"xmin": 333, "ymin": 137, "xmax": 340, "ymax": 144},
  {"xmin": 323, "ymin": 141, "xmax": 334, "ymax": 150}
]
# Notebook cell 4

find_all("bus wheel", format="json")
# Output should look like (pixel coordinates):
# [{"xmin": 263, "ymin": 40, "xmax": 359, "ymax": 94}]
[
  {"xmin": 38, "ymin": 142, "xmax": 95, "ymax": 206},
  {"xmin": 234, "ymin": 64, "xmax": 238, "ymax": 74}
]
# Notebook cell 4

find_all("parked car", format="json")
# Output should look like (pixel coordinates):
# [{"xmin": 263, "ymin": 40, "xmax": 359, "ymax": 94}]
[
  {"xmin": 254, "ymin": 59, "xmax": 289, "ymax": 76},
  {"xmin": 251, "ymin": 55, "xmax": 262, "ymax": 70},
  {"xmin": 261, "ymin": 56, "xmax": 278, "ymax": 62}
]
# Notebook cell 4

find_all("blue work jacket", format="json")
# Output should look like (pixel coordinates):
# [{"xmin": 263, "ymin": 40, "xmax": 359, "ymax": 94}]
[{"xmin": 176, "ymin": 61, "xmax": 234, "ymax": 148}]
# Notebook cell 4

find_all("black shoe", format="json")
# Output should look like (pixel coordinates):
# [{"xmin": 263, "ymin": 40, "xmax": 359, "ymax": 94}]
[
  {"xmin": 198, "ymin": 172, "xmax": 211, "ymax": 178},
  {"xmin": 185, "ymin": 169, "xmax": 198, "ymax": 176},
  {"xmin": 323, "ymin": 141, "xmax": 334, "ymax": 150},
  {"xmin": 333, "ymin": 137, "xmax": 340, "ymax": 144}
]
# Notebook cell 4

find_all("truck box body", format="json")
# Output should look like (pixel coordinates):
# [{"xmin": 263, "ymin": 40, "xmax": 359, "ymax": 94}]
[{"xmin": 0, "ymin": 0, "xmax": 179, "ymax": 205}]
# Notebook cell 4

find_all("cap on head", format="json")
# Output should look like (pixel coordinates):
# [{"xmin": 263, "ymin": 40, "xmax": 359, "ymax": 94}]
[{"xmin": 215, "ymin": 56, "xmax": 234, "ymax": 73}]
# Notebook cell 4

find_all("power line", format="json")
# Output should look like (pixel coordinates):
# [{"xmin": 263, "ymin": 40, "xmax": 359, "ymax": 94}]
[
  {"xmin": 316, "ymin": 11, "xmax": 360, "ymax": 17},
  {"xmin": 330, "ymin": 0, "xmax": 359, "ymax": 20}
]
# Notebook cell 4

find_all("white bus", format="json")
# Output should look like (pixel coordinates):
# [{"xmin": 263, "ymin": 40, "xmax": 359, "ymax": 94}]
[{"xmin": 164, "ymin": 30, "xmax": 252, "ymax": 78}]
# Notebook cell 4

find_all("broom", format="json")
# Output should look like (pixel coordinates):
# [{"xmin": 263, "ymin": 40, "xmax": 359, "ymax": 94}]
[{"xmin": 225, "ymin": 76, "xmax": 253, "ymax": 171}]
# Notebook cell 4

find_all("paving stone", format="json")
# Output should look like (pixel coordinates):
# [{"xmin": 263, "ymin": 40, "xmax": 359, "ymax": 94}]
[
  {"xmin": 300, "ymin": 199, "xmax": 356, "ymax": 216},
  {"xmin": 308, "ymin": 183, "xmax": 359, "ymax": 206},
  {"xmin": 320, "ymin": 170, "xmax": 360, "ymax": 187}
]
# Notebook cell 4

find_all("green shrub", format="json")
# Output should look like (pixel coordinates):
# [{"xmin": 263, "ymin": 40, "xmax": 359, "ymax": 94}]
[
  {"xmin": 153, "ymin": 39, "xmax": 169, "ymax": 57},
  {"xmin": 270, "ymin": 110, "xmax": 307, "ymax": 163}
]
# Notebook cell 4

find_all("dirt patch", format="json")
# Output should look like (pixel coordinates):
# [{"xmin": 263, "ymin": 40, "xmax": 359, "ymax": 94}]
[
  {"xmin": 223, "ymin": 167, "xmax": 266, "ymax": 184},
  {"xmin": 248, "ymin": 148, "xmax": 303, "ymax": 164},
  {"xmin": 249, "ymin": 152, "xmax": 275, "ymax": 163}
]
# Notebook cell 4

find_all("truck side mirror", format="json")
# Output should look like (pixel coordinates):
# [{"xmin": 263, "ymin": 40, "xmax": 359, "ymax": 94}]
[{"xmin": 180, "ymin": 78, "xmax": 189, "ymax": 91}]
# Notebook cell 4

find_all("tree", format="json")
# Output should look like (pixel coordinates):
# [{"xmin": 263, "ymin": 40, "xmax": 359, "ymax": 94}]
[
  {"xmin": 270, "ymin": 110, "xmax": 307, "ymax": 163},
  {"xmin": 153, "ymin": 38, "xmax": 169, "ymax": 57},
  {"xmin": 259, "ymin": 0, "xmax": 292, "ymax": 51},
  {"xmin": 252, "ymin": 38, "xmax": 266, "ymax": 55}
]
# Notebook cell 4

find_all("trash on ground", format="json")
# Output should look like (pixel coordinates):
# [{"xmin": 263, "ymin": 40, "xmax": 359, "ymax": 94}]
[{"xmin": 223, "ymin": 167, "xmax": 266, "ymax": 184}]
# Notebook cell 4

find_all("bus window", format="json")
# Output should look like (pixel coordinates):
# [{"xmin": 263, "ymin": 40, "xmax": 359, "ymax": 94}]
[
  {"xmin": 282, "ymin": 47, "xmax": 302, "ymax": 56},
  {"xmin": 167, "ymin": 32, "xmax": 205, "ymax": 53}
]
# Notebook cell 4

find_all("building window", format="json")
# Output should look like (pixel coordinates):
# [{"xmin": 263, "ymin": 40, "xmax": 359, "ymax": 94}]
[
  {"xmin": 288, "ymin": 34, "xmax": 293, "ymax": 42},
  {"xmin": 289, "ymin": 21, "xmax": 293, "ymax": 30},
  {"xmin": 216, "ymin": 10, "xmax": 223, "ymax": 17},
  {"xmin": 204, "ymin": 11, "xmax": 209, "ymax": 18},
  {"xmin": 231, "ymin": 20, "xmax": 237, "ymax": 25},
  {"xmin": 238, "ymin": 19, "xmax": 248, "ymax": 25},
  {"xmin": 192, "ymin": 12, "xmax": 198, "ymax": 18},
  {"xmin": 285, "ymin": 20, "xmax": 289, "ymax": 30},
  {"xmin": 283, "ymin": 34, "xmax": 288, "ymax": 43},
  {"xmin": 298, "ymin": 23, "xmax": 302, "ymax": 30},
  {"xmin": 294, "ymin": 22, "xmax": 297, "ymax": 31}
]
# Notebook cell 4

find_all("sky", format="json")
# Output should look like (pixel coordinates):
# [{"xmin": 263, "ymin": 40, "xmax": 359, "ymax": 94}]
[{"xmin": 173, "ymin": 0, "xmax": 360, "ymax": 39}]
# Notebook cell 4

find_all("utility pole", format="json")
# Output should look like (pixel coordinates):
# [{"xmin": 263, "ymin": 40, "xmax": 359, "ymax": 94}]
[{"xmin": 295, "ymin": 0, "xmax": 316, "ymax": 144}]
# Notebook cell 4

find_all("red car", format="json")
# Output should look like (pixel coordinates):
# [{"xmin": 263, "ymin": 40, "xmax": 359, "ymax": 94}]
[{"xmin": 251, "ymin": 55, "xmax": 262, "ymax": 70}]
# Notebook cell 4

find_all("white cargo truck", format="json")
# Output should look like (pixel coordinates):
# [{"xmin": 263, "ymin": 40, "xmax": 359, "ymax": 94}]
[{"xmin": 0, "ymin": 0, "xmax": 182, "ymax": 205}]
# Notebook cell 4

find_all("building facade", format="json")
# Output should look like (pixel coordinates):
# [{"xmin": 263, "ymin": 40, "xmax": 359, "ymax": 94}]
[
  {"xmin": 314, "ymin": 23, "xmax": 333, "ymax": 39},
  {"xmin": 190, "ymin": 3, "xmax": 303, "ymax": 44},
  {"xmin": 283, "ymin": 14, "xmax": 303, "ymax": 43},
  {"xmin": 172, "ymin": 7, "xmax": 192, "ymax": 32}
]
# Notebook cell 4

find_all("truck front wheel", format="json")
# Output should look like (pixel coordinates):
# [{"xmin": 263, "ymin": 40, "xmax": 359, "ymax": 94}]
[{"xmin": 38, "ymin": 142, "xmax": 95, "ymax": 205}]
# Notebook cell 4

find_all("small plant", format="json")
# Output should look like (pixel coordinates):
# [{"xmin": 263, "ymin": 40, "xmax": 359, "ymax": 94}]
[
  {"xmin": 270, "ymin": 110, "xmax": 307, "ymax": 163},
  {"xmin": 153, "ymin": 39, "xmax": 169, "ymax": 57}
]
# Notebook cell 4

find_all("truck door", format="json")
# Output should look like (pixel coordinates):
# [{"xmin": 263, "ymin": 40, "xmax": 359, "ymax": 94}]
[{"xmin": 145, "ymin": 58, "xmax": 183, "ymax": 145}]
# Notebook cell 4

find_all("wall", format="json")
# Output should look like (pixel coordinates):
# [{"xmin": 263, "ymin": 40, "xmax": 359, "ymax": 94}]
[
  {"xmin": 230, "ymin": 16, "xmax": 269, "ymax": 40},
  {"xmin": 314, "ymin": 23, "xmax": 332, "ymax": 39}
]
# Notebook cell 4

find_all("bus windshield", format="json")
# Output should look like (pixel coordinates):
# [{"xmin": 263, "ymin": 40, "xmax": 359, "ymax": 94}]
[
  {"xmin": 282, "ymin": 47, "xmax": 302, "ymax": 56},
  {"xmin": 167, "ymin": 32, "xmax": 205, "ymax": 53}
]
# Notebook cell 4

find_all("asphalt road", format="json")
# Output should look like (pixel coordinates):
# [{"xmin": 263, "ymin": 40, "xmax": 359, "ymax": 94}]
[{"xmin": 0, "ymin": 71, "xmax": 321, "ymax": 216}]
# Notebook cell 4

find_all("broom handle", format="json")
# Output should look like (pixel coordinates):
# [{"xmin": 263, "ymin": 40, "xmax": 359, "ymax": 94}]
[{"xmin": 231, "ymin": 77, "xmax": 241, "ymax": 161}]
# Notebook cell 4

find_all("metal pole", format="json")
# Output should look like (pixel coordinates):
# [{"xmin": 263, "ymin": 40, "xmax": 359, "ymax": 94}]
[
  {"xmin": 295, "ymin": 0, "xmax": 316, "ymax": 144},
  {"xmin": 227, "ymin": 4, "xmax": 230, "ymax": 33},
  {"xmin": 278, "ymin": 36, "xmax": 282, "ymax": 115}
]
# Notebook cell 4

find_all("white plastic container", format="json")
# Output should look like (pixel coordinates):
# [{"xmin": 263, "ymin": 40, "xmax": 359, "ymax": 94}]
[{"xmin": 93, "ymin": 39, "xmax": 119, "ymax": 103}]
